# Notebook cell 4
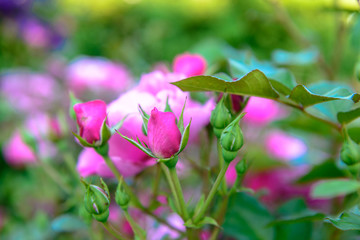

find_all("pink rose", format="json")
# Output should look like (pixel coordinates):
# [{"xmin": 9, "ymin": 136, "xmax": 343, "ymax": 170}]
[
  {"xmin": 76, "ymin": 71, "xmax": 214, "ymax": 178},
  {"xmin": 73, "ymin": 100, "xmax": 107, "ymax": 144},
  {"xmin": 147, "ymin": 108, "xmax": 182, "ymax": 159},
  {"xmin": 3, "ymin": 132, "xmax": 37, "ymax": 167},
  {"xmin": 265, "ymin": 131, "xmax": 307, "ymax": 161},
  {"xmin": 173, "ymin": 53, "xmax": 207, "ymax": 77},
  {"xmin": 66, "ymin": 57, "xmax": 132, "ymax": 95}
]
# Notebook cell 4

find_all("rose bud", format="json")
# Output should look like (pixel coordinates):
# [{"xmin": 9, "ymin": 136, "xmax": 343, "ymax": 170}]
[
  {"xmin": 73, "ymin": 99, "xmax": 111, "ymax": 147},
  {"xmin": 83, "ymin": 179, "xmax": 110, "ymax": 222},
  {"xmin": 340, "ymin": 137, "xmax": 360, "ymax": 166},
  {"xmin": 115, "ymin": 180, "xmax": 130, "ymax": 210},
  {"xmin": 220, "ymin": 113, "xmax": 245, "ymax": 163},
  {"xmin": 210, "ymin": 95, "xmax": 232, "ymax": 138},
  {"xmin": 173, "ymin": 53, "xmax": 207, "ymax": 77},
  {"xmin": 147, "ymin": 108, "xmax": 182, "ymax": 159}
]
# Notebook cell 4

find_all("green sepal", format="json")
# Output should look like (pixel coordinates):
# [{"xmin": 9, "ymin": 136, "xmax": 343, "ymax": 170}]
[
  {"xmin": 193, "ymin": 194, "xmax": 205, "ymax": 217},
  {"xmin": 98, "ymin": 117, "xmax": 111, "ymax": 147},
  {"xmin": 160, "ymin": 156, "xmax": 178, "ymax": 169},
  {"xmin": 92, "ymin": 209, "xmax": 109, "ymax": 223},
  {"xmin": 236, "ymin": 158, "xmax": 247, "ymax": 175},
  {"xmin": 176, "ymin": 119, "xmax": 191, "ymax": 155},
  {"xmin": 95, "ymin": 143, "xmax": 109, "ymax": 157},
  {"xmin": 184, "ymin": 216, "xmax": 219, "ymax": 229},
  {"xmin": 111, "ymin": 114, "xmax": 128, "ymax": 135},
  {"xmin": 164, "ymin": 96, "xmax": 174, "ymax": 113},
  {"xmin": 69, "ymin": 91, "xmax": 82, "ymax": 120},
  {"xmin": 138, "ymin": 105, "xmax": 150, "ymax": 136},
  {"xmin": 116, "ymin": 130, "xmax": 157, "ymax": 158},
  {"xmin": 72, "ymin": 132, "xmax": 93, "ymax": 147},
  {"xmin": 177, "ymin": 97, "xmax": 187, "ymax": 134},
  {"xmin": 100, "ymin": 178, "xmax": 110, "ymax": 197}
]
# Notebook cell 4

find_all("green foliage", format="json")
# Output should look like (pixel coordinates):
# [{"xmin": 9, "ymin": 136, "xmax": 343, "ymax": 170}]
[
  {"xmin": 326, "ymin": 207, "xmax": 360, "ymax": 231},
  {"xmin": 223, "ymin": 193, "xmax": 274, "ymax": 240},
  {"xmin": 311, "ymin": 179, "xmax": 360, "ymax": 199}
]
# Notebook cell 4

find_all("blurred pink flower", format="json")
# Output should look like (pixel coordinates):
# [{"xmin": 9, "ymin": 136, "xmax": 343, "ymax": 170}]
[
  {"xmin": 73, "ymin": 100, "xmax": 107, "ymax": 144},
  {"xmin": 243, "ymin": 97, "xmax": 283, "ymax": 125},
  {"xmin": 147, "ymin": 213, "xmax": 185, "ymax": 240},
  {"xmin": 225, "ymin": 159, "xmax": 239, "ymax": 186},
  {"xmin": 3, "ymin": 132, "xmax": 37, "ymax": 167},
  {"xmin": 66, "ymin": 57, "xmax": 132, "ymax": 95},
  {"xmin": 147, "ymin": 108, "xmax": 181, "ymax": 159},
  {"xmin": 1, "ymin": 71, "xmax": 59, "ymax": 113},
  {"xmin": 265, "ymin": 131, "xmax": 307, "ymax": 161},
  {"xmin": 21, "ymin": 19, "xmax": 51, "ymax": 48},
  {"xmin": 245, "ymin": 166, "xmax": 331, "ymax": 211},
  {"xmin": 77, "ymin": 71, "xmax": 214, "ymax": 178},
  {"xmin": 173, "ymin": 53, "xmax": 207, "ymax": 77}
]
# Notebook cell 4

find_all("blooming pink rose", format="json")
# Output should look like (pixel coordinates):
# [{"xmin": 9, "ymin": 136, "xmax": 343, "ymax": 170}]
[
  {"xmin": 66, "ymin": 57, "xmax": 132, "ymax": 95},
  {"xmin": 265, "ymin": 131, "xmax": 307, "ymax": 161},
  {"xmin": 173, "ymin": 53, "xmax": 207, "ymax": 77},
  {"xmin": 1, "ymin": 71, "xmax": 59, "ymax": 113},
  {"xmin": 73, "ymin": 100, "xmax": 107, "ymax": 144},
  {"xmin": 3, "ymin": 132, "xmax": 37, "ymax": 167},
  {"xmin": 147, "ymin": 108, "xmax": 181, "ymax": 159},
  {"xmin": 76, "ymin": 71, "xmax": 214, "ymax": 178},
  {"xmin": 243, "ymin": 97, "xmax": 283, "ymax": 125}
]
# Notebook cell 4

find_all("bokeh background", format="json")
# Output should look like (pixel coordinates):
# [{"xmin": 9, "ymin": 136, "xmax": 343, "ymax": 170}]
[{"xmin": 1, "ymin": 0, "xmax": 360, "ymax": 239}]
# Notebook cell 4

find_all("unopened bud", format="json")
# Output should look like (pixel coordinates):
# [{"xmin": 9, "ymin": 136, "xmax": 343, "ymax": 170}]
[
  {"xmin": 340, "ymin": 137, "xmax": 360, "ymax": 166},
  {"xmin": 92, "ymin": 209, "xmax": 109, "ymax": 223},
  {"xmin": 235, "ymin": 159, "xmax": 247, "ymax": 175},
  {"xmin": 210, "ymin": 95, "xmax": 232, "ymax": 138},
  {"xmin": 83, "ymin": 183, "xmax": 110, "ymax": 221},
  {"xmin": 220, "ymin": 113, "xmax": 245, "ymax": 163},
  {"xmin": 115, "ymin": 180, "xmax": 130, "ymax": 210}
]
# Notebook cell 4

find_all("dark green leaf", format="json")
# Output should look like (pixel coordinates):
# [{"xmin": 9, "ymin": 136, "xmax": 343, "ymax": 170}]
[
  {"xmin": 223, "ymin": 193, "xmax": 274, "ymax": 240},
  {"xmin": 297, "ymin": 160, "xmax": 345, "ymax": 184}
]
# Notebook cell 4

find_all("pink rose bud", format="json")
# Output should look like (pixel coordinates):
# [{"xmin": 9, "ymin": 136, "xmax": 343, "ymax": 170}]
[
  {"xmin": 147, "ymin": 108, "xmax": 181, "ymax": 159},
  {"xmin": 73, "ymin": 100, "xmax": 107, "ymax": 145},
  {"xmin": 173, "ymin": 53, "xmax": 207, "ymax": 77},
  {"xmin": 3, "ymin": 132, "xmax": 37, "ymax": 167}
]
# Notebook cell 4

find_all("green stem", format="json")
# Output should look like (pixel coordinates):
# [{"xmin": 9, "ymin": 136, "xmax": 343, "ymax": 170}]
[
  {"xmin": 193, "ymin": 162, "xmax": 229, "ymax": 223},
  {"xmin": 169, "ymin": 167, "xmax": 189, "ymax": 220},
  {"xmin": 217, "ymin": 142, "xmax": 228, "ymax": 195},
  {"xmin": 124, "ymin": 210, "xmax": 146, "ymax": 240},
  {"xmin": 38, "ymin": 157, "xmax": 71, "ymax": 194},
  {"xmin": 160, "ymin": 162, "xmax": 181, "ymax": 214},
  {"xmin": 102, "ymin": 222, "xmax": 126, "ymax": 240},
  {"xmin": 151, "ymin": 164, "xmax": 161, "ymax": 203}
]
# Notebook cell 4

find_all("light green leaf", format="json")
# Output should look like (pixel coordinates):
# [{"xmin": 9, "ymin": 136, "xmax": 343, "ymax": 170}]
[
  {"xmin": 311, "ymin": 179, "xmax": 360, "ymax": 199},
  {"xmin": 326, "ymin": 210, "xmax": 360, "ymax": 231},
  {"xmin": 177, "ymin": 120, "xmax": 191, "ymax": 154}
]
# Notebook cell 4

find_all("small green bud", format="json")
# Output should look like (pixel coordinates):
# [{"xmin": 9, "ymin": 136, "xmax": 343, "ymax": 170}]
[
  {"xmin": 340, "ymin": 137, "xmax": 360, "ymax": 166},
  {"xmin": 84, "ymin": 184, "xmax": 110, "ymax": 216},
  {"xmin": 220, "ymin": 113, "xmax": 245, "ymax": 163},
  {"xmin": 235, "ymin": 159, "xmax": 247, "ymax": 175},
  {"xmin": 92, "ymin": 208, "xmax": 109, "ymax": 223},
  {"xmin": 115, "ymin": 180, "xmax": 130, "ymax": 210},
  {"xmin": 210, "ymin": 95, "xmax": 232, "ymax": 138}
]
